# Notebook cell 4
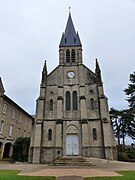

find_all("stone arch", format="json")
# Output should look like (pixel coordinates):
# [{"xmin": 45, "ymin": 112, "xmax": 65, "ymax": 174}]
[
  {"xmin": 3, "ymin": 142, "xmax": 13, "ymax": 159},
  {"xmin": 66, "ymin": 124, "xmax": 78, "ymax": 134}
]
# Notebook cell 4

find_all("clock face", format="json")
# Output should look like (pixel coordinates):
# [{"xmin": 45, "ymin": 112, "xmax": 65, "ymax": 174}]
[{"xmin": 67, "ymin": 71, "xmax": 75, "ymax": 78}]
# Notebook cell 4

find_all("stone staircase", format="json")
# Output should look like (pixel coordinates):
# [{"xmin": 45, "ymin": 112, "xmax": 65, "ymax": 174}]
[{"xmin": 50, "ymin": 156, "xmax": 95, "ymax": 167}]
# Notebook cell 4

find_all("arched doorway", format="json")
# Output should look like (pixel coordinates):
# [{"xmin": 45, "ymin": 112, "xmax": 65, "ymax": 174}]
[
  {"xmin": 66, "ymin": 134, "xmax": 79, "ymax": 155},
  {"xmin": 66, "ymin": 125, "xmax": 79, "ymax": 156},
  {"xmin": 3, "ymin": 143, "xmax": 12, "ymax": 159}
]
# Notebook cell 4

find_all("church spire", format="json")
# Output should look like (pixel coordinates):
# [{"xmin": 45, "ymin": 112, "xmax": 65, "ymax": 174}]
[
  {"xmin": 59, "ymin": 12, "xmax": 82, "ymax": 47},
  {"xmin": 41, "ymin": 60, "xmax": 47, "ymax": 86}
]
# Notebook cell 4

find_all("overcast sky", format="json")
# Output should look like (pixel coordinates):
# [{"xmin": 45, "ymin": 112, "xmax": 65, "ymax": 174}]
[{"xmin": 0, "ymin": 0, "xmax": 135, "ymax": 116}]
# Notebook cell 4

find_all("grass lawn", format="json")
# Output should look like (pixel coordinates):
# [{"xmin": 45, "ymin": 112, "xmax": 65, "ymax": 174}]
[
  {"xmin": 0, "ymin": 170, "xmax": 56, "ymax": 180},
  {"xmin": 84, "ymin": 171, "xmax": 135, "ymax": 180}
]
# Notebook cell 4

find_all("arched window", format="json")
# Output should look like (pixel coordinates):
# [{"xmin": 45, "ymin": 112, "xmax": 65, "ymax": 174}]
[
  {"xmin": 50, "ymin": 99, "xmax": 53, "ymax": 111},
  {"xmin": 0, "ymin": 120, "xmax": 4, "ymax": 133},
  {"xmin": 9, "ymin": 124, "xmax": 13, "ymax": 137},
  {"xmin": 48, "ymin": 129, "xmax": 52, "ymax": 141},
  {"xmin": 71, "ymin": 49, "xmax": 75, "ymax": 62},
  {"xmin": 73, "ymin": 91, "xmax": 78, "ymax": 110},
  {"xmin": 66, "ymin": 91, "xmax": 71, "ymax": 111},
  {"xmin": 90, "ymin": 98, "xmax": 95, "ymax": 110},
  {"xmin": 93, "ymin": 128, "xmax": 97, "ymax": 140},
  {"xmin": 66, "ymin": 49, "xmax": 70, "ymax": 63}
]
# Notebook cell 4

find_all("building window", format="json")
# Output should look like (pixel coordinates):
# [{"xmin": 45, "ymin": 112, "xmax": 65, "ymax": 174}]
[
  {"xmin": 50, "ymin": 99, "xmax": 53, "ymax": 111},
  {"xmin": 23, "ymin": 130, "xmax": 26, "ymax": 137},
  {"xmin": 48, "ymin": 129, "xmax": 52, "ymax": 141},
  {"xmin": 93, "ymin": 128, "xmax": 97, "ymax": 140},
  {"xmin": 66, "ymin": 91, "xmax": 71, "ymax": 111},
  {"xmin": 66, "ymin": 49, "xmax": 70, "ymax": 63},
  {"xmin": 73, "ymin": 91, "xmax": 78, "ymax": 110},
  {"xmin": 71, "ymin": 49, "xmax": 75, "ymax": 62},
  {"xmin": 9, "ymin": 124, "xmax": 13, "ymax": 137},
  {"xmin": 12, "ymin": 110, "xmax": 15, "ymax": 119},
  {"xmin": 2, "ymin": 104, "xmax": 7, "ymax": 114},
  {"xmin": 19, "ymin": 114, "xmax": 22, "ymax": 123},
  {"xmin": 0, "ymin": 121, "xmax": 4, "ymax": 134},
  {"xmin": 90, "ymin": 98, "xmax": 95, "ymax": 110},
  {"xmin": 18, "ymin": 127, "xmax": 20, "ymax": 137}
]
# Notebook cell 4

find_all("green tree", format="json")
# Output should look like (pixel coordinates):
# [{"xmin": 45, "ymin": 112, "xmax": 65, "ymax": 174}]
[
  {"xmin": 120, "ymin": 109, "xmax": 135, "ymax": 149},
  {"xmin": 124, "ymin": 71, "xmax": 135, "ymax": 109},
  {"xmin": 110, "ymin": 108, "xmax": 122, "ymax": 148},
  {"xmin": 110, "ymin": 108, "xmax": 135, "ymax": 150},
  {"xmin": 13, "ymin": 137, "xmax": 30, "ymax": 162}
]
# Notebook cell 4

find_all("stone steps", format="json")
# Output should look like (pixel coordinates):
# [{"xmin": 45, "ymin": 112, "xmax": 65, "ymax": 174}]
[{"xmin": 50, "ymin": 156, "xmax": 95, "ymax": 167}]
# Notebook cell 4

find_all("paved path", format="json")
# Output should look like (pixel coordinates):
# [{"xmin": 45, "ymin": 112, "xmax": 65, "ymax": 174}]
[
  {"xmin": 0, "ymin": 159, "xmax": 135, "ymax": 178},
  {"xmin": 57, "ymin": 176, "xmax": 83, "ymax": 180},
  {"xmin": 19, "ymin": 168, "xmax": 121, "ymax": 177}
]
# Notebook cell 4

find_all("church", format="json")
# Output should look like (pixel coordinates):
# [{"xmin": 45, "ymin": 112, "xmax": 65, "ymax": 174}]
[{"xmin": 29, "ymin": 13, "xmax": 117, "ymax": 163}]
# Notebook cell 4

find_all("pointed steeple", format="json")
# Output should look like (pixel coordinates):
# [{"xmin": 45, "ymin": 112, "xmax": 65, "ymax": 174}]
[
  {"xmin": 41, "ymin": 60, "xmax": 47, "ymax": 86},
  {"xmin": 95, "ymin": 59, "xmax": 102, "ymax": 84},
  {"xmin": 0, "ymin": 77, "xmax": 5, "ymax": 96},
  {"xmin": 59, "ymin": 12, "xmax": 82, "ymax": 47}
]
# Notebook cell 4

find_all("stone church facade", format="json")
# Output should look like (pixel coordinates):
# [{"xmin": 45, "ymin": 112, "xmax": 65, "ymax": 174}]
[{"xmin": 29, "ymin": 13, "xmax": 117, "ymax": 163}]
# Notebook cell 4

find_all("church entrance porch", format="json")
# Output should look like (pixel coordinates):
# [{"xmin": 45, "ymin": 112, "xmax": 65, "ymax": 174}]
[{"xmin": 66, "ymin": 134, "xmax": 79, "ymax": 156}]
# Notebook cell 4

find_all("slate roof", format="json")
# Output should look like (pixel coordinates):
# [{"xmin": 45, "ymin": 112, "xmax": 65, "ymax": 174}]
[{"xmin": 59, "ymin": 13, "xmax": 82, "ymax": 47}]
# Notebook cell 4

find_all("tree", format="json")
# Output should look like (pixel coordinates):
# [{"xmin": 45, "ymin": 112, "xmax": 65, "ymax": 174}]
[
  {"xmin": 124, "ymin": 71, "xmax": 135, "ymax": 109},
  {"xmin": 122, "ymin": 109, "xmax": 135, "ymax": 140},
  {"xmin": 110, "ymin": 108, "xmax": 135, "ymax": 150},
  {"xmin": 13, "ymin": 137, "xmax": 30, "ymax": 162},
  {"xmin": 110, "ymin": 108, "xmax": 122, "ymax": 148},
  {"xmin": 120, "ymin": 109, "xmax": 135, "ymax": 149}
]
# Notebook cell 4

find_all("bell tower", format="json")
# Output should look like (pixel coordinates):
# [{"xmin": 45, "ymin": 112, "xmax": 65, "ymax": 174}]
[{"xmin": 59, "ymin": 12, "xmax": 83, "ymax": 65}]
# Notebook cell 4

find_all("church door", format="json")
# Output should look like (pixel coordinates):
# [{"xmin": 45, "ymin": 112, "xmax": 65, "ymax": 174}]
[{"xmin": 66, "ymin": 134, "xmax": 79, "ymax": 155}]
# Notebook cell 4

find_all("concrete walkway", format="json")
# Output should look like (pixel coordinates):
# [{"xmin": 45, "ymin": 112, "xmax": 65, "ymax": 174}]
[
  {"xmin": 19, "ymin": 168, "xmax": 121, "ymax": 178},
  {"xmin": 0, "ymin": 159, "xmax": 135, "ymax": 178}
]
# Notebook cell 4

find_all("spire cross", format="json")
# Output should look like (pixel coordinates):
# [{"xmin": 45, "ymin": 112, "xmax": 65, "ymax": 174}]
[{"xmin": 69, "ymin": 6, "xmax": 71, "ymax": 14}]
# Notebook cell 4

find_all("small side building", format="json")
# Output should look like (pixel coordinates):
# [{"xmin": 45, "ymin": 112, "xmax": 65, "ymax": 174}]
[{"xmin": 0, "ymin": 77, "xmax": 34, "ymax": 159}]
